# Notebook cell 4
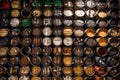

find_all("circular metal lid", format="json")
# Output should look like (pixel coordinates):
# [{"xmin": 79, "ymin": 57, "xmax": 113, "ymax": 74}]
[
  {"xmin": 53, "ymin": 36, "xmax": 62, "ymax": 46},
  {"xmin": 31, "ymin": 66, "xmax": 41, "ymax": 76},
  {"xmin": 11, "ymin": 9, "xmax": 20, "ymax": 17},
  {"xmin": 32, "ymin": 8, "xmax": 42, "ymax": 17},
  {"xmin": 75, "ymin": 9, "xmax": 85, "ymax": 17},
  {"xmin": 32, "ymin": 28, "xmax": 42, "ymax": 36},
  {"xmin": 20, "ymin": 66, "xmax": 30, "ymax": 75},
  {"xmin": 8, "ymin": 76, "xmax": 18, "ymax": 80},
  {"xmin": 73, "ymin": 66, "xmax": 84, "ymax": 76},
  {"xmin": 73, "ymin": 38, "xmax": 84, "ymax": 46},
  {"xmin": 10, "ymin": 47, "xmax": 20, "ymax": 56},
  {"xmin": 63, "ymin": 17, "xmax": 73, "ymax": 26},
  {"xmin": 63, "ymin": 56, "xmax": 72, "ymax": 66},
  {"xmin": 41, "ymin": 56, "xmax": 52, "ymax": 66},
  {"xmin": 63, "ymin": 37, "xmax": 73, "ymax": 46},
  {"xmin": 73, "ymin": 27, "xmax": 84, "ymax": 37},
  {"xmin": 32, "ymin": 18, "xmax": 42, "ymax": 27},
  {"xmin": 43, "ymin": 7, "xmax": 52, "ymax": 17},
  {"xmin": 86, "ymin": 0, "xmax": 96, "ymax": 8},
  {"xmin": 31, "ymin": 56, "xmax": 41, "ymax": 65},
  {"xmin": 64, "ymin": 8, "xmax": 74, "ymax": 17},
  {"xmin": 31, "ymin": 47, "xmax": 41, "ymax": 56},
  {"xmin": 19, "ymin": 76, "xmax": 29, "ymax": 80},
  {"xmin": 85, "ymin": 9, "xmax": 96, "ymax": 18},
  {"xmin": 43, "ymin": 27, "xmax": 52, "ymax": 36},
  {"xmin": 86, "ymin": 19, "xmax": 96, "ymax": 27},
  {"xmin": 75, "ymin": 0, "xmax": 85, "ymax": 8},
  {"xmin": 63, "ymin": 66, "xmax": 72, "ymax": 75},
  {"xmin": 63, "ymin": 26, "xmax": 73, "ymax": 36},
  {"xmin": 42, "ymin": 37, "xmax": 52, "ymax": 46},
  {"xmin": 84, "ymin": 66, "xmax": 95, "ymax": 76},
  {"xmin": 42, "ymin": 46, "xmax": 52, "ymax": 55}
]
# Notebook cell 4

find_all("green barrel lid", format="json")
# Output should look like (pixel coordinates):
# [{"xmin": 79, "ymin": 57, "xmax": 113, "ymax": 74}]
[
  {"xmin": 54, "ymin": 0, "xmax": 62, "ymax": 7},
  {"xmin": 44, "ymin": 0, "xmax": 52, "ymax": 7},
  {"xmin": 32, "ymin": 1, "xmax": 39, "ymax": 7},
  {"xmin": 32, "ymin": 0, "xmax": 42, "ymax": 7},
  {"xmin": 22, "ymin": 19, "xmax": 31, "ymax": 27}
]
